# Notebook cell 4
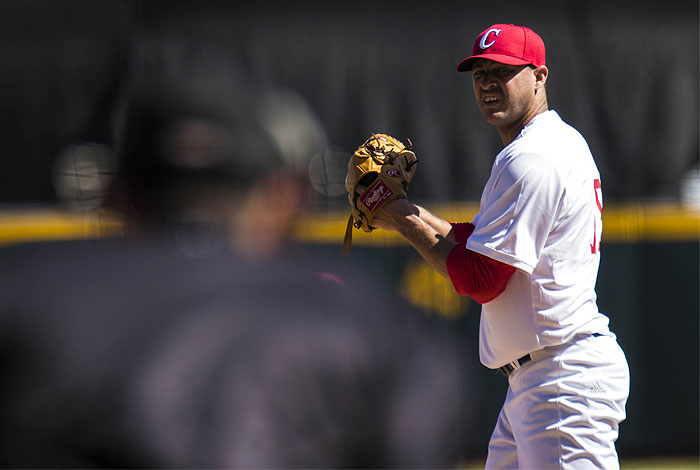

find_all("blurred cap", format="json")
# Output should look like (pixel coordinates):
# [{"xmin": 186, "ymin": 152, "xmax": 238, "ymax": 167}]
[
  {"xmin": 456, "ymin": 24, "xmax": 546, "ymax": 72},
  {"xmin": 109, "ymin": 61, "xmax": 328, "ymax": 222},
  {"xmin": 116, "ymin": 76, "xmax": 284, "ymax": 191}
]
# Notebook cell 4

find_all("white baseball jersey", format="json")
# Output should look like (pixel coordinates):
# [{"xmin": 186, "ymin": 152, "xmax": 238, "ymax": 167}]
[{"xmin": 466, "ymin": 110, "xmax": 612, "ymax": 369}]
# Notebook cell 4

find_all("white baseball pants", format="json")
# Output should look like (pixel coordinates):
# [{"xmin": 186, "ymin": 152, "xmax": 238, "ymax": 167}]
[{"xmin": 485, "ymin": 334, "xmax": 630, "ymax": 469}]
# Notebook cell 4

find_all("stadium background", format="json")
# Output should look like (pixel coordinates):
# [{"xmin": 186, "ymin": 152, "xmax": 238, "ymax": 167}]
[{"xmin": 0, "ymin": 0, "xmax": 697, "ymax": 466}]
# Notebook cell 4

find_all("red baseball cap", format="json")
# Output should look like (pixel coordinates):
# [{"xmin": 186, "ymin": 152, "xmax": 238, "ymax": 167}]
[{"xmin": 456, "ymin": 24, "xmax": 546, "ymax": 72}]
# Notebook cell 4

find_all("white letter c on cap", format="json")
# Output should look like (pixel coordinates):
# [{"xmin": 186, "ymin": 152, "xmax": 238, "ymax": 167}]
[{"xmin": 480, "ymin": 28, "xmax": 501, "ymax": 49}]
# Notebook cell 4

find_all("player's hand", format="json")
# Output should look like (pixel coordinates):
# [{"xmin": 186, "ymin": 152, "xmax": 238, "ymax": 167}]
[{"xmin": 368, "ymin": 198, "xmax": 418, "ymax": 232}]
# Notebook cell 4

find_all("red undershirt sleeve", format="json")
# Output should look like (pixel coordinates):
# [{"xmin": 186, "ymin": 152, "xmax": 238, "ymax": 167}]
[
  {"xmin": 450, "ymin": 222, "xmax": 475, "ymax": 245},
  {"xmin": 446, "ymin": 222, "xmax": 516, "ymax": 304}
]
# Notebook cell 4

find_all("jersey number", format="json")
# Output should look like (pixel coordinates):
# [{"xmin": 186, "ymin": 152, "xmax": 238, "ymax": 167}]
[{"xmin": 590, "ymin": 179, "xmax": 603, "ymax": 254}]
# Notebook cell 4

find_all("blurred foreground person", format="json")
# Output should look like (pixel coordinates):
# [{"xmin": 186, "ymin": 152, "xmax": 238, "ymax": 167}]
[{"xmin": 0, "ymin": 70, "xmax": 464, "ymax": 468}]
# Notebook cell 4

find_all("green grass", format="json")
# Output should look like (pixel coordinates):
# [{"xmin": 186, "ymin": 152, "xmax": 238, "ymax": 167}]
[
  {"xmin": 620, "ymin": 456, "xmax": 699, "ymax": 469},
  {"xmin": 458, "ymin": 455, "xmax": 699, "ymax": 469}
]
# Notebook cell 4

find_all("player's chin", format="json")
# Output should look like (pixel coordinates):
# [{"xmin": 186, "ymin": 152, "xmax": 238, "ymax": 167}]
[{"xmin": 481, "ymin": 109, "xmax": 509, "ymax": 126}]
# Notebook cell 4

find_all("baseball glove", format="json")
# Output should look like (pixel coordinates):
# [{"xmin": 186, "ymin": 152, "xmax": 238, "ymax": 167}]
[{"xmin": 342, "ymin": 133, "xmax": 418, "ymax": 256}]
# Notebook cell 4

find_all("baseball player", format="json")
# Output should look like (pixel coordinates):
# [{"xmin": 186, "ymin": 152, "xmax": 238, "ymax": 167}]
[
  {"xmin": 0, "ymin": 66, "xmax": 466, "ymax": 468},
  {"xmin": 358, "ymin": 24, "xmax": 630, "ymax": 469}
]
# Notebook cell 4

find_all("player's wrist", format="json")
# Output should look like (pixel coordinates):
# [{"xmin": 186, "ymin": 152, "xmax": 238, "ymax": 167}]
[
  {"xmin": 393, "ymin": 208, "xmax": 434, "ymax": 238},
  {"xmin": 372, "ymin": 198, "xmax": 414, "ymax": 231}
]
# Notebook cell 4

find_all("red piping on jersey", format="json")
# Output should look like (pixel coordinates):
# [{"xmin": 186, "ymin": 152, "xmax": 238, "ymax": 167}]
[{"xmin": 446, "ymin": 222, "xmax": 516, "ymax": 304}]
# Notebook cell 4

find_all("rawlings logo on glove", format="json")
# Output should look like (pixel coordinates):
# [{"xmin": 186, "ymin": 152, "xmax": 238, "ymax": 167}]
[
  {"xmin": 360, "ymin": 180, "xmax": 392, "ymax": 209},
  {"xmin": 342, "ymin": 133, "xmax": 418, "ymax": 256}
]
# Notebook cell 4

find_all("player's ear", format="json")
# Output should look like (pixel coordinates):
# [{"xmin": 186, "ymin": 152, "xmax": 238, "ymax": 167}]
[{"xmin": 534, "ymin": 66, "xmax": 548, "ymax": 89}]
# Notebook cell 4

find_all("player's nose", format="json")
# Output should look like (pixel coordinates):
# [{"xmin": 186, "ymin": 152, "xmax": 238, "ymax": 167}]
[{"xmin": 479, "ymin": 74, "xmax": 498, "ymax": 90}]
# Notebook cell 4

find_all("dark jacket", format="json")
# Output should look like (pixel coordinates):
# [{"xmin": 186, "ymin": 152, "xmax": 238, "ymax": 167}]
[{"xmin": 0, "ymin": 237, "xmax": 465, "ymax": 468}]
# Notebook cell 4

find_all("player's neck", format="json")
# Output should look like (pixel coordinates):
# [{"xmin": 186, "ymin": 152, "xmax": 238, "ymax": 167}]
[{"xmin": 498, "ymin": 101, "xmax": 549, "ymax": 147}]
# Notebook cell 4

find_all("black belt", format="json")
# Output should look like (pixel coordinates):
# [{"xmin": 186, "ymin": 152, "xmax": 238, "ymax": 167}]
[
  {"xmin": 498, "ymin": 354, "xmax": 532, "ymax": 376},
  {"xmin": 498, "ymin": 333, "xmax": 603, "ymax": 377}
]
